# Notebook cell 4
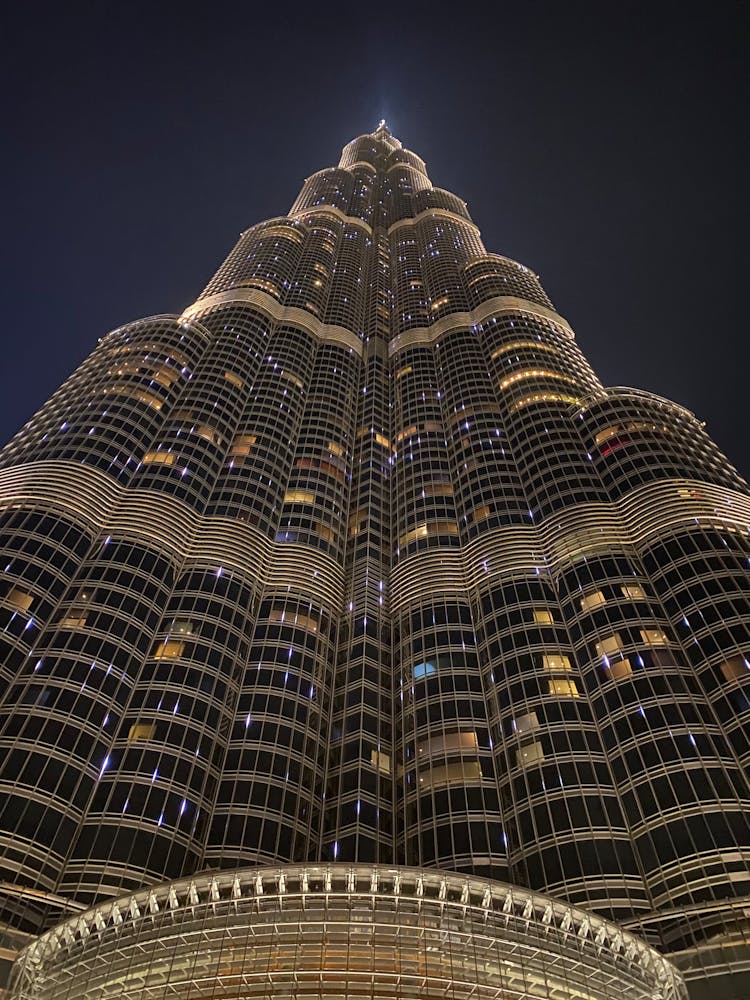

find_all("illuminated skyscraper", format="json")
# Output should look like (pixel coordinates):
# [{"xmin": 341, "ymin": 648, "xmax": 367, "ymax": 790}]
[{"xmin": 1, "ymin": 123, "xmax": 748, "ymax": 999}]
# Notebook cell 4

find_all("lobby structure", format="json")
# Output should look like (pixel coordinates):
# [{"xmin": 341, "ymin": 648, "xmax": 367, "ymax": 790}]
[{"xmin": 0, "ymin": 123, "xmax": 748, "ymax": 998}]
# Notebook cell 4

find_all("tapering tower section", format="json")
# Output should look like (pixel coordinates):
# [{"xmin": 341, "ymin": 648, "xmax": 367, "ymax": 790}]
[{"xmin": 0, "ymin": 124, "xmax": 748, "ymax": 998}]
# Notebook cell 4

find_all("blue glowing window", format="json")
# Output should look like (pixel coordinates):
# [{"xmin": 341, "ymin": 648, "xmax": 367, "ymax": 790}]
[{"xmin": 413, "ymin": 661, "xmax": 436, "ymax": 680}]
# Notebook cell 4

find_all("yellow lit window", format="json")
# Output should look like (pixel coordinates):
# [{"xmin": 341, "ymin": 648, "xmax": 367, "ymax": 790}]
[
  {"xmin": 580, "ymin": 591, "xmax": 606, "ymax": 611},
  {"xmin": 491, "ymin": 341, "xmax": 555, "ymax": 360},
  {"xmin": 533, "ymin": 610, "xmax": 554, "ymax": 625},
  {"xmin": 373, "ymin": 432, "xmax": 391, "ymax": 449},
  {"xmin": 61, "ymin": 609, "xmax": 88, "ymax": 628},
  {"xmin": 396, "ymin": 365, "xmax": 413, "ymax": 380},
  {"xmin": 284, "ymin": 490, "xmax": 317, "ymax": 504},
  {"xmin": 548, "ymin": 678, "xmax": 579, "ymax": 697},
  {"xmin": 469, "ymin": 504, "xmax": 492, "ymax": 523},
  {"xmin": 640, "ymin": 628, "xmax": 669, "ymax": 646},
  {"xmin": 280, "ymin": 369, "xmax": 304, "ymax": 389},
  {"xmin": 269, "ymin": 609, "xmax": 318, "ymax": 633},
  {"xmin": 607, "ymin": 659, "xmax": 633, "ymax": 680},
  {"xmin": 153, "ymin": 640, "xmax": 185, "ymax": 660},
  {"xmin": 224, "ymin": 371, "xmax": 244, "ymax": 389},
  {"xmin": 128, "ymin": 723, "xmax": 156, "ymax": 742},
  {"xmin": 596, "ymin": 634, "xmax": 622, "ymax": 658},
  {"xmin": 419, "ymin": 760, "xmax": 482, "ymax": 789},
  {"xmin": 230, "ymin": 434, "xmax": 256, "ymax": 460},
  {"xmin": 498, "ymin": 368, "xmax": 575, "ymax": 391},
  {"xmin": 314, "ymin": 522, "xmax": 336, "ymax": 543},
  {"xmin": 720, "ymin": 655, "xmax": 749, "ymax": 681},
  {"xmin": 194, "ymin": 424, "xmax": 222, "ymax": 445},
  {"xmin": 423, "ymin": 483, "xmax": 454, "ymax": 498},
  {"xmin": 150, "ymin": 364, "xmax": 180, "ymax": 388},
  {"xmin": 242, "ymin": 278, "xmax": 280, "ymax": 297},
  {"xmin": 327, "ymin": 440, "xmax": 344, "ymax": 457},
  {"xmin": 170, "ymin": 620, "xmax": 194, "ymax": 635},
  {"xmin": 5, "ymin": 587, "xmax": 33, "ymax": 612},
  {"xmin": 398, "ymin": 521, "xmax": 458, "ymax": 548},
  {"xmin": 371, "ymin": 750, "xmax": 391, "ymax": 774},
  {"xmin": 510, "ymin": 392, "xmax": 580, "ymax": 413},
  {"xmin": 513, "ymin": 712, "xmax": 540, "ymax": 734},
  {"xmin": 417, "ymin": 731, "xmax": 478, "ymax": 758},
  {"xmin": 395, "ymin": 424, "xmax": 418, "ymax": 443},
  {"xmin": 430, "ymin": 295, "xmax": 449, "ymax": 311},
  {"xmin": 595, "ymin": 425, "xmax": 622, "ymax": 446},
  {"xmin": 621, "ymin": 585, "xmax": 646, "ymax": 600},
  {"xmin": 107, "ymin": 386, "xmax": 163, "ymax": 410},
  {"xmin": 516, "ymin": 742, "xmax": 544, "ymax": 767},
  {"xmin": 542, "ymin": 654, "xmax": 572, "ymax": 672},
  {"xmin": 143, "ymin": 451, "xmax": 175, "ymax": 466}
]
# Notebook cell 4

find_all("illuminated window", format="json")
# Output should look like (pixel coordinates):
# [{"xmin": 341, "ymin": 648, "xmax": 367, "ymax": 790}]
[
  {"xmin": 371, "ymin": 750, "xmax": 391, "ymax": 774},
  {"xmin": 61, "ymin": 609, "xmax": 88, "ymax": 628},
  {"xmin": 327, "ymin": 440, "xmax": 345, "ymax": 457},
  {"xmin": 542, "ymin": 654, "xmax": 572, "ymax": 672},
  {"xmin": 516, "ymin": 742, "xmax": 544, "ymax": 767},
  {"xmin": 5, "ymin": 587, "xmax": 33, "ymax": 612},
  {"xmin": 150, "ymin": 364, "xmax": 180, "ymax": 389},
  {"xmin": 107, "ymin": 386, "xmax": 163, "ymax": 410},
  {"xmin": 621, "ymin": 585, "xmax": 646, "ymax": 600},
  {"xmin": 153, "ymin": 640, "xmax": 185, "ymax": 660},
  {"xmin": 284, "ymin": 490, "xmax": 317, "ymax": 504},
  {"xmin": 548, "ymin": 678, "xmax": 579, "ymax": 697},
  {"xmin": 499, "ymin": 368, "xmax": 576, "ymax": 391},
  {"xmin": 128, "ymin": 723, "xmax": 156, "ymax": 742},
  {"xmin": 510, "ymin": 392, "xmax": 580, "ymax": 413},
  {"xmin": 491, "ymin": 341, "xmax": 555, "ymax": 360},
  {"xmin": 170, "ymin": 620, "xmax": 194, "ymax": 636},
  {"xmin": 224, "ymin": 371, "xmax": 244, "ymax": 389},
  {"xmin": 143, "ymin": 451, "xmax": 175, "ymax": 466},
  {"xmin": 413, "ymin": 661, "xmax": 436, "ymax": 680},
  {"xmin": 606, "ymin": 659, "xmax": 633, "ymax": 680},
  {"xmin": 640, "ymin": 628, "xmax": 669, "ymax": 646},
  {"xmin": 395, "ymin": 365, "xmax": 413, "ymax": 380},
  {"xmin": 419, "ymin": 760, "xmax": 482, "ymax": 789},
  {"xmin": 230, "ymin": 434, "xmax": 256, "ymax": 460},
  {"xmin": 580, "ymin": 591, "xmax": 606, "ymax": 611},
  {"xmin": 513, "ymin": 712, "xmax": 540, "ymax": 734},
  {"xmin": 422, "ymin": 483, "xmax": 454, "ymax": 498},
  {"xmin": 194, "ymin": 424, "xmax": 223, "ymax": 445},
  {"xmin": 596, "ymin": 635, "xmax": 622, "ymax": 658},
  {"xmin": 533, "ymin": 610, "xmax": 554, "ymax": 625},
  {"xmin": 417, "ymin": 732, "xmax": 478, "ymax": 757},
  {"xmin": 398, "ymin": 521, "xmax": 458, "ymax": 547},
  {"xmin": 269, "ymin": 610, "xmax": 318, "ymax": 633},
  {"xmin": 314, "ymin": 522, "xmax": 336, "ymax": 544},
  {"xmin": 280, "ymin": 370, "xmax": 304, "ymax": 389},
  {"xmin": 720, "ymin": 655, "xmax": 749, "ymax": 681},
  {"xmin": 430, "ymin": 295, "xmax": 449, "ymax": 311}
]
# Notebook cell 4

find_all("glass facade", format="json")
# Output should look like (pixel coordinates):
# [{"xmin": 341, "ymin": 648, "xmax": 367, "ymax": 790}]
[{"xmin": 0, "ymin": 123, "xmax": 748, "ymax": 998}]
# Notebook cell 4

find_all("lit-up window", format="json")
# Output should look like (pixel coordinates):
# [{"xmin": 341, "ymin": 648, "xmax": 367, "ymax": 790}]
[
  {"xmin": 4, "ymin": 587, "xmax": 33, "ymax": 612},
  {"xmin": 605, "ymin": 659, "xmax": 633, "ymax": 680},
  {"xmin": 720, "ymin": 655, "xmax": 749, "ymax": 681},
  {"xmin": 417, "ymin": 732, "xmax": 478, "ymax": 757},
  {"xmin": 371, "ymin": 750, "xmax": 391, "ymax": 774},
  {"xmin": 548, "ymin": 678, "xmax": 579, "ymax": 697},
  {"xmin": 284, "ymin": 490, "xmax": 317, "ymax": 504},
  {"xmin": 596, "ymin": 635, "xmax": 622, "ymax": 658},
  {"xmin": 418, "ymin": 760, "xmax": 482, "ymax": 789},
  {"xmin": 413, "ymin": 661, "xmax": 437, "ymax": 680},
  {"xmin": 128, "ymin": 723, "xmax": 156, "ymax": 742},
  {"xmin": 499, "ymin": 369, "xmax": 576, "ymax": 391},
  {"xmin": 533, "ymin": 610, "xmax": 554, "ymax": 624},
  {"xmin": 621, "ymin": 585, "xmax": 646, "ymax": 600},
  {"xmin": 640, "ymin": 628, "xmax": 669, "ymax": 646},
  {"xmin": 224, "ymin": 371, "xmax": 244, "ymax": 389},
  {"xmin": 153, "ymin": 640, "xmax": 185, "ymax": 660},
  {"xmin": 143, "ymin": 451, "xmax": 175, "ymax": 466},
  {"xmin": 580, "ymin": 591, "xmax": 606, "ymax": 611},
  {"xmin": 542, "ymin": 654, "xmax": 572, "ymax": 672},
  {"xmin": 513, "ymin": 712, "xmax": 540, "ymax": 734},
  {"xmin": 510, "ymin": 392, "xmax": 580, "ymax": 413},
  {"xmin": 399, "ymin": 522, "xmax": 458, "ymax": 547},
  {"xmin": 170, "ymin": 620, "xmax": 194, "ymax": 636},
  {"xmin": 230, "ymin": 434, "xmax": 256, "ymax": 461},
  {"xmin": 516, "ymin": 742, "xmax": 544, "ymax": 767}
]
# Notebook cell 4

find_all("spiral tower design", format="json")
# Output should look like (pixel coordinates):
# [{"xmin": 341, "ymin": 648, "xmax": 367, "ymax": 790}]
[{"xmin": 0, "ymin": 122, "xmax": 748, "ymax": 998}]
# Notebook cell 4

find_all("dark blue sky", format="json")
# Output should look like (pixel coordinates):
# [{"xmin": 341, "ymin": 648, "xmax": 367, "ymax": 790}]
[{"xmin": 2, "ymin": 2, "xmax": 748, "ymax": 475}]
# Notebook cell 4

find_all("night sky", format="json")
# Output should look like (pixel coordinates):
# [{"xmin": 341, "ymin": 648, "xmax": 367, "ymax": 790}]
[{"xmin": 3, "ymin": 3, "xmax": 748, "ymax": 476}]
